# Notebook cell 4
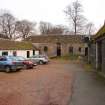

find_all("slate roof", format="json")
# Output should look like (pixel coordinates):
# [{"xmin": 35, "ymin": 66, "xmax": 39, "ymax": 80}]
[
  {"xmin": 94, "ymin": 24, "xmax": 105, "ymax": 39},
  {"xmin": 25, "ymin": 35, "xmax": 85, "ymax": 44},
  {"xmin": 0, "ymin": 38, "xmax": 36, "ymax": 50}
]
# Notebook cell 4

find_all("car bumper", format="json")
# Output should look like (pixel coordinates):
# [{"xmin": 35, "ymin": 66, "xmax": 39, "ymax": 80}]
[
  {"xmin": 33, "ymin": 63, "xmax": 37, "ymax": 66},
  {"xmin": 43, "ymin": 60, "xmax": 49, "ymax": 64},
  {"xmin": 11, "ymin": 65, "xmax": 23, "ymax": 70}
]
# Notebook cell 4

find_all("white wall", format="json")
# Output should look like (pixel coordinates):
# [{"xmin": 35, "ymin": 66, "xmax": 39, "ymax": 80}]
[
  {"xmin": 35, "ymin": 51, "xmax": 39, "ymax": 55},
  {"xmin": 0, "ymin": 50, "xmax": 39, "ymax": 58},
  {"xmin": 17, "ymin": 50, "xmax": 28, "ymax": 58},
  {"xmin": 17, "ymin": 50, "xmax": 35, "ymax": 58}
]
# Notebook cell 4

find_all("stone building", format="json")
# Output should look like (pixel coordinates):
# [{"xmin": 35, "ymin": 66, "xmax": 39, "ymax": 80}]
[
  {"xmin": 26, "ymin": 35, "xmax": 87, "ymax": 57},
  {"xmin": 88, "ymin": 24, "xmax": 105, "ymax": 75},
  {"xmin": 88, "ymin": 40, "xmax": 96, "ymax": 68}
]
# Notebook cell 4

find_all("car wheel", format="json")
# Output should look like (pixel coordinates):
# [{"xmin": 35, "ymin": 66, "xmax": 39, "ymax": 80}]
[
  {"xmin": 39, "ymin": 60, "xmax": 43, "ymax": 65},
  {"xmin": 30, "ymin": 66, "xmax": 34, "ymax": 69},
  {"xmin": 13, "ymin": 69, "xmax": 17, "ymax": 72},
  {"xmin": 5, "ymin": 66, "xmax": 11, "ymax": 73},
  {"xmin": 23, "ymin": 65, "xmax": 27, "ymax": 70}
]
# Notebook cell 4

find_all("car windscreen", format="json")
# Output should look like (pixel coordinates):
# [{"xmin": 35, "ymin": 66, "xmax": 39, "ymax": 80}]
[
  {"xmin": 30, "ymin": 56, "xmax": 38, "ymax": 58},
  {"xmin": 8, "ymin": 56, "xmax": 18, "ymax": 61},
  {"xmin": 0, "ymin": 57, "xmax": 7, "ymax": 61},
  {"xmin": 15, "ymin": 56, "xmax": 26, "ymax": 61},
  {"xmin": 39, "ymin": 55, "xmax": 48, "ymax": 58}
]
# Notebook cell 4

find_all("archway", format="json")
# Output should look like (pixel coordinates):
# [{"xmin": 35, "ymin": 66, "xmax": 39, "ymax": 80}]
[{"xmin": 44, "ymin": 46, "xmax": 48, "ymax": 52}]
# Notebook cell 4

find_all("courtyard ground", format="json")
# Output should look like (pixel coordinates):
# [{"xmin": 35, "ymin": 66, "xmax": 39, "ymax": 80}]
[
  {"xmin": 0, "ymin": 60, "xmax": 74, "ymax": 105},
  {"xmin": 0, "ymin": 59, "xmax": 105, "ymax": 105},
  {"xmin": 70, "ymin": 62, "xmax": 105, "ymax": 105}
]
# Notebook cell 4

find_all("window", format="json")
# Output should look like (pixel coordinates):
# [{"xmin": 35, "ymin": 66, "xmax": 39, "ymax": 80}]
[
  {"xmin": 69, "ymin": 47, "xmax": 73, "ymax": 54},
  {"xmin": 2, "ymin": 52, "xmax": 8, "ymax": 56},
  {"xmin": 78, "ymin": 47, "xmax": 81, "ymax": 52}
]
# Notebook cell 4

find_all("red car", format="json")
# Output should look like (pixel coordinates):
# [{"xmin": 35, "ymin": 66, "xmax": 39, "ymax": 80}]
[{"xmin": 15, "ymin": 56, "xmax": 37, "ymax": 69}]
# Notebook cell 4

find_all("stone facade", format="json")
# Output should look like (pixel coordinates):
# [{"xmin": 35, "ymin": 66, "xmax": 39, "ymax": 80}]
[
  {"xmin": 88, "ymin": 24, "xmax": 105, "ymax": 75},
  {"xmin": 88, "ymin": 42, "xmax": 96, "ymax": 68},
  {"xmin": 26, "ymin": 35, "xmax": 87, "ymax": 57},
  {"xmin": 101, "ymin": 38, "xmax": 105, "ymax": 73},
  {"xmin": 32, "ymin": 42, "xmax": 85, "ymax": 57}
]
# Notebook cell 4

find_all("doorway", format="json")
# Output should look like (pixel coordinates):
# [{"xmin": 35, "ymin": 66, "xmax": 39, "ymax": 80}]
[
  {"xmin": 33, "ymin": 50, "xmax": 35, "ymax": 56},
  {"xmin": 56, "ymin": 43, "xmax": 61, "ymax": 56},
  {"xmin": 85, "ymin": 47, "xmax": 88, "ymax": 56},
  {"xmin": 69, "ymin": 46, "xmax": 73, "ymax": 54},
  {"xmin": 27, "ymin": 51, "xmax": 30, "ymax": 58}
]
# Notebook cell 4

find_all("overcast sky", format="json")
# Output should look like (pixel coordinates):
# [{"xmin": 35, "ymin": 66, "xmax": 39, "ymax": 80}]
[{"xmin": 0, "ymin": 0, "xmax": 105, "ymax": 31}]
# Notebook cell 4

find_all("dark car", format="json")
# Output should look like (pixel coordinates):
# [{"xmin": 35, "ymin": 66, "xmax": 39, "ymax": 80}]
[
  {"xmin": 15, "ymin": 56, "xmax": 37, "ymax": 69},
  {"xmin": 0, "ymin": 56, "xmax": 24, "ymax": 73}
]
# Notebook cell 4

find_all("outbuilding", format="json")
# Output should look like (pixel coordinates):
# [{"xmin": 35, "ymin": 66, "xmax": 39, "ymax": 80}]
[
  {"xmin": 88, "ymin": 24, "xmax": 105, "ymax": 75},
  {"xmin": 0, "ymin": 38, "xmax": 39, "ymax": 58},
  {"xmin": 26, "ymin": 35, "xmax": 87, "ymax": 57}
]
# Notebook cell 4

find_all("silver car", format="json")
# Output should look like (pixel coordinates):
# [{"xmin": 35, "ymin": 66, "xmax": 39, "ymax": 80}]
[{"xmin": 28, "ymin": 55, "xmax": 49, "ymax": 64}]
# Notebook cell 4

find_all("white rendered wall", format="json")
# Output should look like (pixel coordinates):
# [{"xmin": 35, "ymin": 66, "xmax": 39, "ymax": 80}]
[
  {"xmin": 0, "ymin": 50, "xmax": 39, "ymax": 58},
  {"xmin": 35, "ymin": 51, "xmax": 39, "ymax": 55}
]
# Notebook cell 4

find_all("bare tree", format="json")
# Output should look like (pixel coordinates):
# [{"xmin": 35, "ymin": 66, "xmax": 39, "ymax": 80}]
[
  {"xmin": 39, "ymin": 21, "xmax": 52, "ymax": 35},
  {"xmin": 85, "ymin": 22, "xmax": 95, "ymax": 35},
  {"xmin": 0, "ymin": 33, "xmax": 9, "ymax": 39},
  {"xmin": 39, "ymin": 21, "xmax": 65, "ymax": 35},
  {"xmin": 16, "ymin": 20, "xmax": 36, "ymax": 39},
  {"xmin": 0, "ymin": 12, "xmax": 16, "ymax": 39},
  {"xmin": 64, "ymin": 0, "xmax": 86, "ymax": 35},
  {"xmin": 50, "ymin": 25, "xmax": 65, "ymax": 35}
]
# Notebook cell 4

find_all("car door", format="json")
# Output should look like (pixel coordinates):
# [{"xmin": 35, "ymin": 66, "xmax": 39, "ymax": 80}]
[
  {"xmin": 0, "ymin": 57, "xmax": 7, "ymax": 70},
  {"xmin": 34, "ymin": 55, "xmax": 40, "ymax": 63},
  {"xmin": 30, "ymin": 56, "xmax": 39, "ymax": 63},
  {"xmin": 8, "ymin": 56, "xmax": 24, "ymax": 68}
]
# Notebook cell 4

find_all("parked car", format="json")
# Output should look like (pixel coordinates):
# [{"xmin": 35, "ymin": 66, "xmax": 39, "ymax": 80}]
[
  {"xmin": 15, "ymin": 56, "xmax": 37, "ymax": 69},
  {"xmin": 28, "ymin": 54, "xmax": 49, "ymax": 64},
  {"xmin": 0, "ymin": 56, "xmax": 24, "ymax": 73}
]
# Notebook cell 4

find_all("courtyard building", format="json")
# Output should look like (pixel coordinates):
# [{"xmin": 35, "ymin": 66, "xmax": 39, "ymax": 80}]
[
  {"xmin": 0, "ymin": 38, "xmax": 39, "ymax": 58},
  {"xmin": 26, "ymin": 35, "xmax": 88, "ymax": 57},
  {"xmin": 88, "ymin": 24, "xmax": 105, "ymax": 75}
]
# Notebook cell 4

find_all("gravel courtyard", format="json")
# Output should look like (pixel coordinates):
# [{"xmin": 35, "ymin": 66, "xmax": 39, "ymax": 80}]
[
  {"xmin": 0, "ymin": 59, "xmax": 105, "ymax": 105},
  {"xmin": 0, "ymin": 60, "xmax": 74, "ymax": 105}
]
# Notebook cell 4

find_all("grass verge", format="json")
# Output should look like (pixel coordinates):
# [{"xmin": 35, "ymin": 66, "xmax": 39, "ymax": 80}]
[{"xmin": 51, "ymin": 54, "xmax": 80, "ymax": 61}]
